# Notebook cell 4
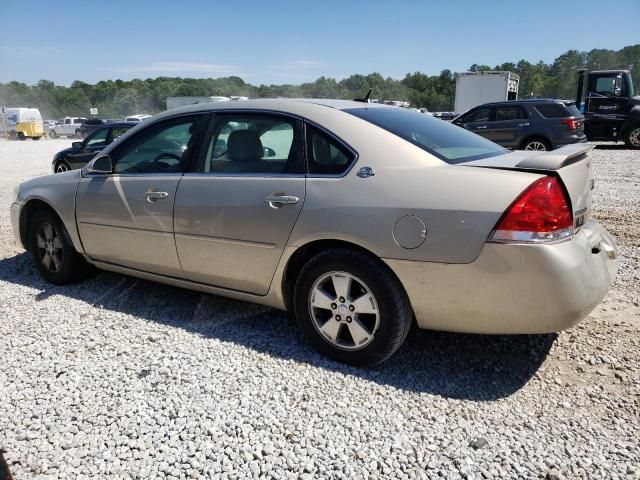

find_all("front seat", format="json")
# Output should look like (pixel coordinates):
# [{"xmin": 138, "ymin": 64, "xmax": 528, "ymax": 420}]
[{"xmin": 225, "ymin": 130, "xmax": 264, "ymax": 173}]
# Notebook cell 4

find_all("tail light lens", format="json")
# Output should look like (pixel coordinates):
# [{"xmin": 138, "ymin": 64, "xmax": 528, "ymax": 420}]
[
  {"xmin": 490, "ymin": 176, "xmax": 573, "ymax": 243},
  {"xmin": 561, "ymin": 118, "xmax": 579, "ymax": 130}
]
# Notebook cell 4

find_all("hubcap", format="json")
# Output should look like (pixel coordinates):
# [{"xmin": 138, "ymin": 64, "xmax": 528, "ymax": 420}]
[
  {"xmin": 308, "ymin": 271, "xmax": 380, "ymax": 351},
  {"xmin": 36, "ymin": 222, "xmax": 63, "ymax": 273},
  {"xmin": 630, "ymin": 128, "xmax": 640, "ymax": 147},
  {"xmin": 524, "ymin": 141, "xmax": 547, "ymax": 151}
]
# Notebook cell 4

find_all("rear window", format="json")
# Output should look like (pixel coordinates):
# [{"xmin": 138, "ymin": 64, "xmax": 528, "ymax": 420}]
[
  {"xmin": 535, "ymin": 103, "xmax": 570, "ymax": 118},
  {"xmin": 344, "ymin": 107, "xmax": 507, "ymax": 164}
]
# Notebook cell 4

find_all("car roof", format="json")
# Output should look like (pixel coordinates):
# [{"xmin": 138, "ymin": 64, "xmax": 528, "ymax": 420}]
[{"xmin": 481, "ymin": 98, "xmax": 571, "ymax": 107}]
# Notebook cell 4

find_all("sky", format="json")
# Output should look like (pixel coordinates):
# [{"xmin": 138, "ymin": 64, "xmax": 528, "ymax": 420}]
[{"xmin": 1, "ymin": 0, "xmax": 639, "ymax": 86}]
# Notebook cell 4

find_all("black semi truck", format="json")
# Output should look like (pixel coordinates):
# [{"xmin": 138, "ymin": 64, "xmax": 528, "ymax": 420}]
[{"xmin": 576, "ymin": 69, "xmax": 640, "ymax": 148}]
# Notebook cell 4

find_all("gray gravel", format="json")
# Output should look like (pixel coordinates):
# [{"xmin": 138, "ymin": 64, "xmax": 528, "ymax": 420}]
[{"xmin": 1, "ymin": 138, "xmax": 639, "ymax": 479}]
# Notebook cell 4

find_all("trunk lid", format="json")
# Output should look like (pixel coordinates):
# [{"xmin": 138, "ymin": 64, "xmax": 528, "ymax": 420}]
[{"xmin": 462, "ymin": 144, "xmax": 595, "ymax": 230}]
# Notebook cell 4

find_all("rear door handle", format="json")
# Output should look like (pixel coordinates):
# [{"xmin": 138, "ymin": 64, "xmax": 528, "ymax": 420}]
[
  {"xmin": 476, "ymin": 125, "xmax": 488, "ymax": 129},
  {"xmin": 144, "ymin": 190, "xmax": 169, "ymax": 202},
  {"xmin": 264, "ymin": 195, "xmax": 300, "ymax": 207},
  {"xmin": 518, "ymin": 122, "xmax": 530, "ymax": 127}
]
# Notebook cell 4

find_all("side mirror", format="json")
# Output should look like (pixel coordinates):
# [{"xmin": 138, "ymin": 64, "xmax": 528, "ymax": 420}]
[
  {"xmin": 613, "ymin": 75, "xmax": 623, "ymax": 97},
  {"xmin": 72, "ymin": 141, "xmax": 83, "ymax": 149},
  {"xmin": 88, "ymin": 155, "xmax": 113, "ymax": 174}
]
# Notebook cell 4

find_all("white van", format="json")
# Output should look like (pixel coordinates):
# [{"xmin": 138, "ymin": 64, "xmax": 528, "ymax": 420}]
[
  {"xmin": 2, "ymin": 107, "xmax": 44, "ymax": 140},
  {"xmin": 125, "ymin": 114, "xmax": 152, "ymax": 123}
]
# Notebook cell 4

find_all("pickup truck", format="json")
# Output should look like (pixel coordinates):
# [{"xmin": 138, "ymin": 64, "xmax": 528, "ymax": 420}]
[{"xmin": 48, "ymin": 117, "xmax": 87, "ymax": 138}]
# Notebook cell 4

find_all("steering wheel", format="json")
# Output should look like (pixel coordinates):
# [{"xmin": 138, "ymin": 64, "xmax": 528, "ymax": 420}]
[{"xmin": 152, "ymin": 152, "xmax": 182, "ymax": 170}]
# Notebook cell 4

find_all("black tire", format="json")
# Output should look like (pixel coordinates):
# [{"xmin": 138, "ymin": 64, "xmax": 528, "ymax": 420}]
[
  {"xmin": 28, "ymin": 210, "xmax": 93, "ymax": 285},
  {"xmin": 49, "ymin": 130, "xmax": 57, "ymax": 139},
  {"xmin": 520, "ymin": 136, "xmax": 551, "ymax": 151},
  {"xmin": 32, "ymin": 136, "xmax": 41, "ymax": 141},
  {"xmin": 54, "ymin": 160, "xmax": 72, "ymax": 173},
  {"xmin": 75, "ymin": 129, "xmax": 82, "ymax": 139},
  {"xmin": 624, "ymin": 125, "xmax": 640, "ymax": 149},
  {"xmin": 17, "ymin": 132, "xmax": 26, "ymax": 141},
  {"xmin": 293, "ymin": 248, "xmax": 412, "ymax": 367}
]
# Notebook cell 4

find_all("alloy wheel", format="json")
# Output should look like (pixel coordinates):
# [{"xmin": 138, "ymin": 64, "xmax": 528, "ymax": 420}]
[
  {"xmin": 36, "ymin": 222, "xmax": 64, "ymax": 273},
  {"xmin": 629, "ymin": 128, "xmax": 640, "ymax": 148},
  {"xmin": 308, "ymin": 271, "xmax": 380, "ymax": 350},
  {"xmin": 524, "ymin": 141, "xmax": 547, "ymax": 151},
  {"xmin": 55, "ymin": 162, "xmax": 70, "ymax": 173}
]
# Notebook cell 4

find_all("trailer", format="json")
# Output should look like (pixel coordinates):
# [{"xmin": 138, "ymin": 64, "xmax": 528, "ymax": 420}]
[{"xmin": 454, "ymin": 71, "xmax": 519, "ymax": 115}]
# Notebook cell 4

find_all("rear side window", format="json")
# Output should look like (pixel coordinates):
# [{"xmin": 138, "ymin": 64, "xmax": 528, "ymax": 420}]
[
  {"xmin": 345, "ymin": 107, "xmax": 507, "ymax": 164},
  {"xmin": 495, "ymin": 106, "xmax": 527, "ymax": 121},
  {"xmin": 306, "ymin": 125, "xmax": 355, "ymax": 175},
  {"xmin": 535, "ymin": 103, "xmax": 569, "ymax": 118}
]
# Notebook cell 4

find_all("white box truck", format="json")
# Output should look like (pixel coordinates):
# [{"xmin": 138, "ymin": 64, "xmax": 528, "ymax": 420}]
[{"xmin": 454, "ymin": 71, "xmax": 519, "ymax": 115}]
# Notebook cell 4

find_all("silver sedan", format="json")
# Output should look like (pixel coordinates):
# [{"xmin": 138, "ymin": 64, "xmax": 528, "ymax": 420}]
[{"xmin": 10, "ymin": 99, "xmax": 618, "ymax": 366}]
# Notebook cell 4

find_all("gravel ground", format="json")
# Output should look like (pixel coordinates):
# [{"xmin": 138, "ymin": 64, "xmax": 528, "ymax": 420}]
[{"xmin": 0, "ymin": 138, "xmax": 638, "ymax": 480}]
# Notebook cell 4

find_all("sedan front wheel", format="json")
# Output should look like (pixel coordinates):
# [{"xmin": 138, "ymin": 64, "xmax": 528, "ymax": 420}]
[{"xmin": 294, "ymin": 248, "xmax": 412, "ymax": 366}]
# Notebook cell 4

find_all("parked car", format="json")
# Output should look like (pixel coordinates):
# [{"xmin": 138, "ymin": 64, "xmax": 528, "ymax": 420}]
[
  {"xmin": 452, "ymin": 99, "xmax": 586, "ymax": 150},
  {"xmin": 433, "ymin": 111, "xmax": 456, "ymax": 121},
  {"xmin": 52, "ymin": 122, "xmax": 135, "ymax": 173},
  {"xmin": 48, "ymin": 117, "xmax": 87, "ymax": 138},
  {"xmin": 125, "ymin": 114, "xmax": 152, "ymax": 123},
  {"xmin": 11, "ymin": 99, "xmax": 617, "ymax": 366},
  {"xmin": 79, "ymin": 118, "xmax": 106, "ymax": 138}
]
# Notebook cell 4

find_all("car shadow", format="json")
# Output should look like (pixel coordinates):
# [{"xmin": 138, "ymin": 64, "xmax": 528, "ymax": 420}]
[
  {"xmin": 593, "ymin": 143, "xmax": 631, "ymax": 150},
  {"xmin": 1, "ymin": 252, "xmax": 555, "ymax": 400}
]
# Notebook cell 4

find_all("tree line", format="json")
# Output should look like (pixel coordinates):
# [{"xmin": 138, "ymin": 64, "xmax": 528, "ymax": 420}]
[{"xmin": 1, "ymin": 44, "xmax": 637, "ymax": 119}]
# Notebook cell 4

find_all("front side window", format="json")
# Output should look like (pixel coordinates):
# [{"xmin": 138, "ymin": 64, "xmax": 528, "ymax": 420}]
[
  {"xmin": 495, "ymin": 106, "xmax": 527, "ymax": 121},
  {"xmin": 112, "ymin": 116, "xmax": 201, "ymax": 174},
  {"xmin": 64, "ymin": 119, "xmax": 71, "ymax": 125},
  {"xmin": 85, "ymin": 128, "xmax": 109, "ymax": 147},
  {"xmin": 306, "ymin": 125, "xmax": 355, "ymax": 175},
  {"xmin": 345, "ymin": 107, "xmax": 507, "ymax": 164},
  {"xmin": 464, "ymin": 108, "xmax": 492, "ymax": 123},
  {"xmin": 592, "ymin": 75, "xmax": 618, "ymax": 96},
  {"xmin": 201, "ymin": 114, "xmax": 302, "ymax": 174}
]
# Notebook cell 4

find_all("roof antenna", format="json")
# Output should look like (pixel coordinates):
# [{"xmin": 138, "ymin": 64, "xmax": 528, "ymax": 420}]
[{"xmin": 354, "ymin": 89, "xmax": 372, "ymax": 103}]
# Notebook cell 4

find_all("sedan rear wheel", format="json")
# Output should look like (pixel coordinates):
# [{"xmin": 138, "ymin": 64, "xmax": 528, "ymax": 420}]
[
  {"xmin": 49, "ymin": 130, "xmax": 57, "ymax": 139},
  {"xmin": 294, "ymin": 248, "xmax": 412, "ymax": 366}
]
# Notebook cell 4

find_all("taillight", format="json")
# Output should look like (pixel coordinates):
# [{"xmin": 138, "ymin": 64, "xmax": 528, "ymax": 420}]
[
  {"xmin": 490, "ymin": 176, "xmax": 573, "ymax": 243},
  {"xmin": 561, "ymin": 118, "xmax": 578, "ymax": 130}
]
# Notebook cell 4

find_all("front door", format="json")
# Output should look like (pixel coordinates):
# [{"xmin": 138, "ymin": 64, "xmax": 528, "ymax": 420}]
[
  {"xmin": 76, "ymin": 115, "xmax": 205, "ymax": 276},
  {"xmin": 66, "ymin": 126, "xmax": 110, "ymax": 168},
  {"xmin": 174, "ymin": 112, "xmax": 306, "ymax": 295},
  {"xmin": 458, "ymin": 107, "xmax": 493, "ymax": 140},
  {"xmin": 585, "ymin": 73, "xmax": 628, "ymax": 140}
]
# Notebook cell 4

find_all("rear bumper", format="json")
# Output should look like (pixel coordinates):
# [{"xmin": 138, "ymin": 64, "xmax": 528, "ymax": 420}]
[
  {"xmin": 553, "ymin": 134, "xmax": 587, "ymax": 149},
  {"xmin": 384, "ymin": 220, "xmax": 617, "ymax": 334}
]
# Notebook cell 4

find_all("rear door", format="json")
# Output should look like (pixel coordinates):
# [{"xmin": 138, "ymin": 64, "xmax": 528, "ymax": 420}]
[
  {"xmin": 173, "ymin": 112, "xmax": 306, "ymax": 295},
  {"xmin": 489, "ymin": 105, "xmax": 528, "ymax": 147}
]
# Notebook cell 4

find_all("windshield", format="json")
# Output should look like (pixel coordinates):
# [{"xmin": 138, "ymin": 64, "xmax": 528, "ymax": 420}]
[{"xmin": 344, "ymin": 107, "xmax": 507, "ymax": 164}]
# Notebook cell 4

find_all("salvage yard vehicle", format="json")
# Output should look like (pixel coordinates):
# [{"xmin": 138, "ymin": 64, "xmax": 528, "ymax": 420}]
[
  {"xmin": 52, "ymin": 122, "xmax": 135, "ymax": 172},
  {"xmin": 10, "ymin": 99, "xmax": 618, "ymax": 366},
  {"xmin": 48, "ymin": 117, "xmax": 87, "ymax": 138},
  {"xmin": 576, "ymin": 69, "xmax": 640, "ymax": 148},
  {"xmin": 3, "ymin": 107, "xmax": 44, "ymax": 140},
  {"xmin": 453, "ymin": 99, "xmax": 586, "ymax": 151}
]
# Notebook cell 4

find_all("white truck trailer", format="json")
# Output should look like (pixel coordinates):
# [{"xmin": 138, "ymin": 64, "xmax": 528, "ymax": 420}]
[{"xmin": 454, "ymin": 71, "xmax": 519, "ymax": 115}]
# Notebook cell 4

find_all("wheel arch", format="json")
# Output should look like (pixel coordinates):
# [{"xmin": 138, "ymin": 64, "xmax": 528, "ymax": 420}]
[
  {"xmin": 19, "ymin": 199, "xmax": 72, "ymax": 252},
  {"xmin": 519, "ymin": 134, "xmax": 552, "ymax": 150},
  {"xmin": 280, "ymin": 238, "xmax": 411, "ymax": 315}
]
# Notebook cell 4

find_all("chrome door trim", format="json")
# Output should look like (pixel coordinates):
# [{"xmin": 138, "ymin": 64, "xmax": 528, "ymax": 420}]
[{"xmin": 174, "ymin": 232, "xmax": 276, "ymax": 249}]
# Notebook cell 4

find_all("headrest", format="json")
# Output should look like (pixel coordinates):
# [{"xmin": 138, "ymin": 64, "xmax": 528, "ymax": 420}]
[{"xmin": 227, "ymin": 130, "xmax": 263, "ymax": 162}]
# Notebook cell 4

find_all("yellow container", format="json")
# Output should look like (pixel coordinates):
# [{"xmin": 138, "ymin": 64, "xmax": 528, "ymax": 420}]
[{"xmin": 16, "ymin": 121, "xmax": 44, "ymax": 139}]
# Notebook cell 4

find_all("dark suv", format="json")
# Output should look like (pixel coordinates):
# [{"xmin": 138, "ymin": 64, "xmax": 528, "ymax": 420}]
[{"xmin": 452, "ymin": 99, "xmax": 586, "ymax": 150}]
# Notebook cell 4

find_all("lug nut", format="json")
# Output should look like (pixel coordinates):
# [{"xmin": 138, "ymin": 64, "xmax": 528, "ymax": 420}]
[
  {"xmin": 346, "ymin": 316, "xmax": 352, "ymax": 323},
  {"xmin": 349, "ymin": 305, "xmax": 355, "ymax": 312},
  {"xmin": 339, "ymin": 297, "xmax": 346, "ymax": 303},
  {"xmin": 335, "ymin": 315, "xmax": 342, "ymax": 321},
  {"xmin": 331, "ymin": 303, "xmax": 337, "ymax": 310}
]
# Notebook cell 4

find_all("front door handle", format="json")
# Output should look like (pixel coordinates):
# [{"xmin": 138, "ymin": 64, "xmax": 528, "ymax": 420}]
[
  {"xmin": 264, "ymin": 194, "xmax": 300, "ymax": 208},
  {"xmin": 475, "ymin": 125, "xmax": 488, "ymax": 129},
  {"xmin": 144, "ymin": 190, "xmax": 169, "ymax": 202}
]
